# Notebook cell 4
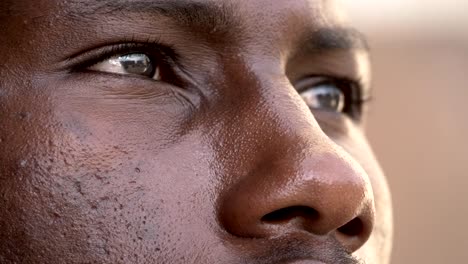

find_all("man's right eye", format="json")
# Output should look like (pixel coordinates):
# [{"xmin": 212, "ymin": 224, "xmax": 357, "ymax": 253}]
[{"xmin": 88, "ymin": 53, "xmax": 161, "ymax": 80}]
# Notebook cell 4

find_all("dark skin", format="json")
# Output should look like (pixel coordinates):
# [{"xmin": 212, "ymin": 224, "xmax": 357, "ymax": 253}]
[{"xmin": 0, "ymin": 0, "xmax": 393, "ymax": 263}]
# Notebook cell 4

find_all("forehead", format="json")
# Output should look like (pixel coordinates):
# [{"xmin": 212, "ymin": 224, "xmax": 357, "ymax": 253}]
[
  {"xmin": 3, "ymin": 0, "xmax": 340, "ymax": 33},
  {"xmin": 68, "ymin": 0, "xmax": 335, "ymax": 18}
]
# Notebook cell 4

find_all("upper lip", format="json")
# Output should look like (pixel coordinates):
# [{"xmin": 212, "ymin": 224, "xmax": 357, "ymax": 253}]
[{"xmin": 227, "ymin": 232, "xmax": 360, "ymax": 264}]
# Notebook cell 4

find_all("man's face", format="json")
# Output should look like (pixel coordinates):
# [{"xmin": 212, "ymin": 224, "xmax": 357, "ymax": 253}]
[{"xmin": 0, "ymin": 0, "xmax": 393, "ymax": 263}]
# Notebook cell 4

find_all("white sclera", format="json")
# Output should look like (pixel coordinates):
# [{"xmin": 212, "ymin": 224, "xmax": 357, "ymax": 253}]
[
  {"xmin": 300, "ymin": 83, "xmax": 345, "ymax": 113},
  {"xmin": 90, "ymin": 53, "xmax": 159, "ymax": 79}
]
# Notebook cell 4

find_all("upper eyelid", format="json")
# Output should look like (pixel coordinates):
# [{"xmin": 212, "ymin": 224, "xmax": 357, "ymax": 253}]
[
  {"xmin": 295, "ymin": 75, "xmax": 364, "ymax": 97},
  {"xmin": 63, "ymin": 42, "xmax": 176, "ymax": 72}
]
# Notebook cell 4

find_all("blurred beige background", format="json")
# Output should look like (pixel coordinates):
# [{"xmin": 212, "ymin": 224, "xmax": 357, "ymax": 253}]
[{"xmin": 342, "ymin": 0, "xmax": 468, "ymax": 263}]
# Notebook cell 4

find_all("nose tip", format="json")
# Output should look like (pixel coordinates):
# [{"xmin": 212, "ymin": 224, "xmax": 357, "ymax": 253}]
[{"xmin": 218, "ymin": 148, "xmax": 375, "ymax": 252}]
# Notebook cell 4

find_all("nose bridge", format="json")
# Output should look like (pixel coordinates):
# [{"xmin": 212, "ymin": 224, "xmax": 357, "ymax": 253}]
[{"xmin": 250, "ymin": 68, "xmax": 330, "ymax": 149}]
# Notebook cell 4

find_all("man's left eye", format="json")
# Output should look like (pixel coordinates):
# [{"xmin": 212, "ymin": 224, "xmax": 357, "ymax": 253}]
[
  {"xmin": 88, "ymin": 53, "xmax": 161, "ymax": 80},
  {"xmin": 297, "ymin": 77, "xmax": 349, "ymax": 113},
  {"xmin": 295, "ymin": 77, "xmax": 364, "ymax": 117},
  {"xmin": 299, "ymin": 81, "xmax": 345, "ymax": 113}
]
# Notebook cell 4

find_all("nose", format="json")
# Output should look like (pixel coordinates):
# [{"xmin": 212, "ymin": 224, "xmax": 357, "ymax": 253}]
[
  {"xmin": 217, "ymin": 88, "xmax": 375, "ymax": 253},
  {"xmin": 219, "ymin": 142, "xmax": 375, "ymax": 252}
]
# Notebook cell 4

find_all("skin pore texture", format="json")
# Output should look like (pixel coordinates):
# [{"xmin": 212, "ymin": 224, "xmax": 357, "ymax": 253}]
[{"xmin": 0, "ymin": 0, "xmax": 393, "ymax": 263}]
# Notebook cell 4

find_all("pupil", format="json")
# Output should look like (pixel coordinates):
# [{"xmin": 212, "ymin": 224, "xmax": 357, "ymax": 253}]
[
  {"xmin": 302, "ymin": 85, "xmax": 345, "ymax": 112},
  {"xmin": 118, "ymin": 54, "xmax": 154, "ymax": 76},
  {"xmin": 317, "ymin": 90, "xmax": 342, "ymax": 110}
]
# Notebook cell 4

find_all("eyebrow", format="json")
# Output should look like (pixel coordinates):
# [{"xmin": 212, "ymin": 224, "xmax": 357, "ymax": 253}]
[
  {"xmin": 303, "ymin": 27, "xmax": 370, "ymax": 52},
  {"xmin": 69, "ymin": 0, "xmax": 240, "ymax": 38}
]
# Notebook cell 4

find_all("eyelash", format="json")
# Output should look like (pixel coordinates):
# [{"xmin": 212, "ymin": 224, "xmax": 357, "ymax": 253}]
[
  {"xmin": 69, "ymin": 41, "xmax": 177, "ymax": 74},
  {"xmin": 338, "ymin": 78, "xmax": 372, "ymax": 120}
]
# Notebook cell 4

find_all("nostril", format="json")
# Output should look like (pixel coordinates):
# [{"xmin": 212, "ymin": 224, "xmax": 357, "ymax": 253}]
[
  {"xmin": 337, "ymin": 217, "xmax": 364, "ymax": 237},
  {"xmin": 261, "ymin": 206, "xmax": 319, "ymax": 223}
]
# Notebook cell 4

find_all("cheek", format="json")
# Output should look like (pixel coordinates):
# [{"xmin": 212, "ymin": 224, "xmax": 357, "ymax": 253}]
[{"xmin": 0, "ymin": 78, "xmax": 217, "ymax": 262}]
